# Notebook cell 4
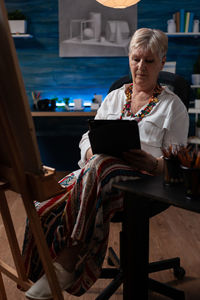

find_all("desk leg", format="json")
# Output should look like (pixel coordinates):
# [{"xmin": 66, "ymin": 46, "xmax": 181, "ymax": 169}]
[{"xmin": 122, "ymin": 193, "xmax": 149, "ymax": 300}]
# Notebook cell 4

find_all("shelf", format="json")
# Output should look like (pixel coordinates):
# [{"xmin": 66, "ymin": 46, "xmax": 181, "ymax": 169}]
[
  {"xmin": 12, "ymin": 34, "xmax": 33, "ymax": 38},
  {"xmin": 191, "ymin": 85, "xmax": 200, "ymax": 88},
  {"xmin": 166, "ymin": 32, "xmax": 200, "ymax": 37},
  {"xmin": 31, "ymin": 111, "xmax": 96, "ymax": 117},
  {"xmin": 188, "ymin": 108, "xmax": 200, "ymax": 114},
  {"xmin": 188, "ymin": 136, "xmax": 200, "ymax": 145}
]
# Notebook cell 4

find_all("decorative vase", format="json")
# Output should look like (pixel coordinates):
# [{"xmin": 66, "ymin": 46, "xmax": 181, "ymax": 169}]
[
  {"xmin": 193, "ymin": 20, "xmax": 199, "ymax": 33},
  {"xmin": 167, "ymin": 19, "xmax": 176, "ymax": 33}
]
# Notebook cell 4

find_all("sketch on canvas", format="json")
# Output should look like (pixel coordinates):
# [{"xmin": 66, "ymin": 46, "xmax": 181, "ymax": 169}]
[{"xmin": 59, "ymin": 0, "xmax": 137, "ymax": 57}]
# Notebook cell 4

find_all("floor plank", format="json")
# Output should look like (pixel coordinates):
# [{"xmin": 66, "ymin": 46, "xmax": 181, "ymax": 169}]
[{"xmin": 1, "ymin": 188, "xmax": 200, "ymax": 299}]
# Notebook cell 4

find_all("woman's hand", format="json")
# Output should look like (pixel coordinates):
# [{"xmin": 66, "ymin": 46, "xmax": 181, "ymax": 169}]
[
  {"xmin": 122, "ymin": 149, "xmax": 163, "ymax": 175},
  {"xmin": 86, "ymin": 147, "xmax": 93, "ymax": 160}
]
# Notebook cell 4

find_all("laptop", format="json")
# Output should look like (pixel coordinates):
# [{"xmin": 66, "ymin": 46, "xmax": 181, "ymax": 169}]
[{"xmin": 88, "ymin": 119, "xmax": 141, "ymax": 157}]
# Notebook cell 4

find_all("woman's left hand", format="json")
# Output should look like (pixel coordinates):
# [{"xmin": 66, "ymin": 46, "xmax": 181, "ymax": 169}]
[{"xmin": 122, "ymin": 149, "xmax": 160, "ymax": 175}]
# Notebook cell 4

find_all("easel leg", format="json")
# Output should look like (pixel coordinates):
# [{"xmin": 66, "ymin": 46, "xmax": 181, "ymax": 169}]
[
  {"xmin": 0, "ymin": 181, "xmax": 64, "ymax": 299},
  {"xmin": 0, "ymin": 188, "xmax": 29, "ymax": 287},
  {"xmin": 21, "ymin": 192, "xmax": 64, "ymax": 300},
  {"xmin": 0, "ymin": 271, "xmax": 7, "ymax": 300}
]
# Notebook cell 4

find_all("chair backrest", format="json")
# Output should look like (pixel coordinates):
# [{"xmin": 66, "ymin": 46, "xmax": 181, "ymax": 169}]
[{"xmin": 108, "ymin": 71, "xmax": 192, "ymax": 110}]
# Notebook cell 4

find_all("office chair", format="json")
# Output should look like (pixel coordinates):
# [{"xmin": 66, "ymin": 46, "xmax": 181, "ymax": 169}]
[{"xmin": 97, "ymin": 71, "xmax": 191, "ymax": 300}]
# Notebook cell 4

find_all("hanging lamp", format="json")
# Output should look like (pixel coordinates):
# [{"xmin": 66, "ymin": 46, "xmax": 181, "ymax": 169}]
[{"xmin": 96, "ymin": 0, "xmax": 141, "ymax": 9}]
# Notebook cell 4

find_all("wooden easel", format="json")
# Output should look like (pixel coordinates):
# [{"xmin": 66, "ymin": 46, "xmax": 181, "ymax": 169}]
[{"xmin": 0, "ymin": 0, "xmax": 66, "ymax": 298}]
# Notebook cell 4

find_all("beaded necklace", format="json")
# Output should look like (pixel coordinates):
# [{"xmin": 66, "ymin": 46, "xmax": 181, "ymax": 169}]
[{"xmin": 120, "ymin": 83, "xmax": 163, "ymax": 122}]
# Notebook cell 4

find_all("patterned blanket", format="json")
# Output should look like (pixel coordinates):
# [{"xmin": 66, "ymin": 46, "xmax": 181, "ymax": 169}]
[{"xmin": 22, "ymin": 154, "xmax": 141, "ymax": 296}]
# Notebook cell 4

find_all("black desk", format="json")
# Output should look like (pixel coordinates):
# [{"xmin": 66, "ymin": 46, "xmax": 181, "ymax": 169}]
[
  {"xmin": 113, "ymin": 176, "xmax": 200, "ymax": 300},
  {"xmin": 32, "ymin": 112, "xmax": 95, "ymax": 171}
]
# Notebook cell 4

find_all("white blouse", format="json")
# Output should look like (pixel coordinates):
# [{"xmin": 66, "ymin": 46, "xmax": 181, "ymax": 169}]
[{"xmin": 78, "ymin": 85, "xmax": 189, "ymax": 168}]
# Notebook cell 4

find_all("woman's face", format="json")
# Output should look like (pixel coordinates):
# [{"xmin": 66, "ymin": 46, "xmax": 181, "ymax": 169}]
[{"xmin": 129, "ymin": 47, "xmax": 166, "ymax": 92}]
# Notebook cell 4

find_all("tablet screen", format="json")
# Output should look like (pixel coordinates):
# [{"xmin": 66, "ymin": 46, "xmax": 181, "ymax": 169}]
[{"xmin": 88, "ymin": 119, "xmax": 141, "ymax": 157}]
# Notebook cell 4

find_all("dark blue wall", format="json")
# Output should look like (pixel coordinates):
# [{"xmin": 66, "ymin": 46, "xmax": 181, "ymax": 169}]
[{"xmin": 5, "ymin": 0, "xmax": 200, "ymax": 108}]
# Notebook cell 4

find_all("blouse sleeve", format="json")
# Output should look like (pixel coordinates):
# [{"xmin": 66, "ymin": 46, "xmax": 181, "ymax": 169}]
[{"xmin": 162, "ymin": 97, "xmax": 189, "ymax": 148}]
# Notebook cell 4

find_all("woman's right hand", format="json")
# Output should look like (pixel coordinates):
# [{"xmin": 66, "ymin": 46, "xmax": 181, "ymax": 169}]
[{"xmin": 122, "ymin": 149, "xmax": 163, "ymax": 175}]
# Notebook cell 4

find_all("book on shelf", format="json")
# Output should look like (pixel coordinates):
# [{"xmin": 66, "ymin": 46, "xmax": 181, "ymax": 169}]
[
  {"xmin": 185, "ymin": 12, "xmax": 190, "ymax": 32},
  {"xmin": 174, "ymin": 11, "xmax": 180, "ymax": 32},
  {"xmin": 180, "ymin": 8, "xmax": 185, "ymax": 32},
  {"xmin": 173, "ymin": 9, "xmax": 195, "ymax": 33},
  {"xmin": 188, "ymin": 12, "xmax": 194, "ymax": 32}
]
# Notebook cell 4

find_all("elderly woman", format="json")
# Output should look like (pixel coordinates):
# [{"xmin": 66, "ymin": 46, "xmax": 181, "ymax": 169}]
[
  {"xmin": 79, "ymin": 28, "xmax": 188, "ymax": 172},
  {"xmin": 24, "ymin": 28, "xmax": 189, "ymax": 300}
]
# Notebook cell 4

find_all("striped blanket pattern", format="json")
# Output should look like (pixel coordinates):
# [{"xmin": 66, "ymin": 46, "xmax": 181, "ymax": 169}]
[{"xmin": 22, "ymin": 154, "xmax": 140, "ymax": 296}]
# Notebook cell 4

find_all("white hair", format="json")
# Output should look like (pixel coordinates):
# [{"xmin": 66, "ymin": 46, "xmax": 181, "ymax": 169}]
[{"xmin": 129, "ymin": 28, "xmax": 168, "ymax": 60}]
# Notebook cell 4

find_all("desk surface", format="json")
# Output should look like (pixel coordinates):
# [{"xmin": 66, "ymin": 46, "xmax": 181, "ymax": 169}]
[
  {"xmin": 31, "ymin": 111, "xmax": 96, "ymax": 117},
  {"xmin": 113, "ymin": 176, "xmax": 200, "ymax": 214}
]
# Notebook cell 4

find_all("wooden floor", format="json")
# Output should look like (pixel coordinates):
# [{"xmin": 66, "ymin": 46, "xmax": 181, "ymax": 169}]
[{"xmin": 1, "ymin": 178, "xmax": 200, "ymax": 299}]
